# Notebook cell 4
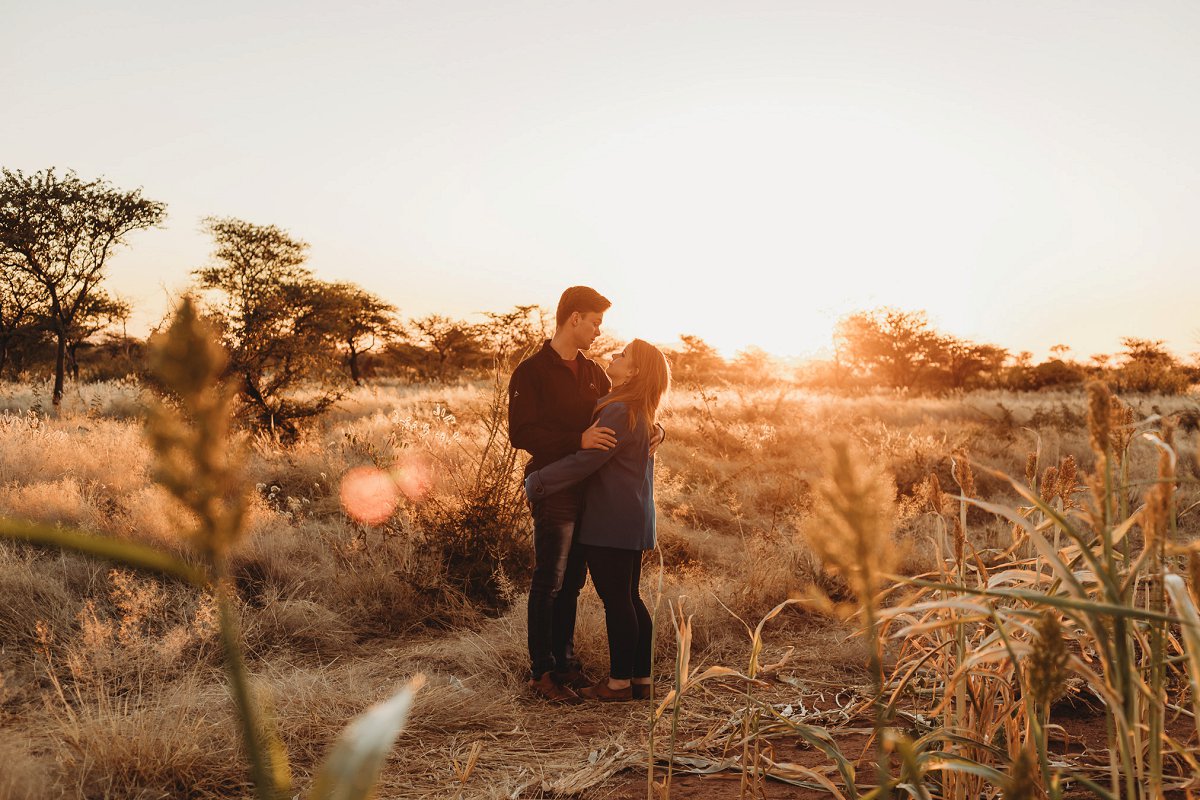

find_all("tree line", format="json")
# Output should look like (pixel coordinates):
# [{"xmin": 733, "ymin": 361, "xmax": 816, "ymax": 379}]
[
  {"xmin": 0, "ymin": 168, "xmax": 567, "ymax": 434},
  {"xmin": 809, "ymin": 307, "xmax": 1198, "ymax": 394},
  {"xmin": 3, "ymin": 168, "xmax": 1196, "ymax": 438}
]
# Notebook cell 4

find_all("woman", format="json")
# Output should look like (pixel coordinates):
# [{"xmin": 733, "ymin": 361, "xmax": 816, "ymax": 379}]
[{"xmin": 524, "ymin": 339, "xmax": 671, "ymax": 701}]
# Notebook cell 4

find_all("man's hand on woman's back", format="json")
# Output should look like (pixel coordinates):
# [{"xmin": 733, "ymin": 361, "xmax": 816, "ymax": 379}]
[
  {"xmin": 648, "ymin": 423, "xmax": 665, "ymax": 457},
  {"xmin": 581, "ymin": 419, "xmax": 617, "ymax": 450}
]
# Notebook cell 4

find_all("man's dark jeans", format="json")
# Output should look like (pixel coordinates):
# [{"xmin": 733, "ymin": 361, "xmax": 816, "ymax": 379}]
[{"xmin": 527, "ymin": 489, "xmax": 588, "ymax": 680}]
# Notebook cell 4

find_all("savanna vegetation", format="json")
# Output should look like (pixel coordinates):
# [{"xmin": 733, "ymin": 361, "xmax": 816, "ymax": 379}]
[
  {"xmin": 4, "ymin": 167, "xmax": 1200, "ymax": 798},
  {"xmin": 2, "ymin": 305, "xmax": 1199, "ymax": 797},
  {"xmin": 4, "ymin": 168, "xmax": 1196, "ymax": 422}
]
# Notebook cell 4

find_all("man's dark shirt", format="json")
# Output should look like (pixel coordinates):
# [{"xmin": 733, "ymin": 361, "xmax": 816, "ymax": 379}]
[{"xmin": 508, "ymin": 340, "xmax": 611, "ymax": 477}]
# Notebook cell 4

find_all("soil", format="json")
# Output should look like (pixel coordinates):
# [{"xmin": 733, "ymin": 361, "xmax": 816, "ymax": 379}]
[{"xmin": 590, "ymin": 686, "xmax": 1198, "ymax": 799}]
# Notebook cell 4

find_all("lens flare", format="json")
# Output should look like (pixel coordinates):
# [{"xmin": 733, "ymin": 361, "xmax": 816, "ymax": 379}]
[
  {"xmin": 391, "ymin": 458, "xmax": 433, "ymax": 502},
  {"xmin": 339, "ymin": 466, "xmax": 400, "ymax": 524}
]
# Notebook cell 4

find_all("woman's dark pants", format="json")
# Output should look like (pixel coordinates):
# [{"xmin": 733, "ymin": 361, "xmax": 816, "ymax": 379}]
[
  {"xmin": 527, "ymin": 490, "xmax": 588, "ymax": 680},
  {"xmin": 584, "ymin": 545, "xmax": 652, "ymax": 680}
]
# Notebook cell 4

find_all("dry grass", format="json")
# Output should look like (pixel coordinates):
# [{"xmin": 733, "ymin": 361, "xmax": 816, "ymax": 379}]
[
  {"xmin": 1, "ymin": 377, "xmax": 1198, "ymax": 796},
  {"xmin": 40, "ymin": 675, "xmax": 247, "ymax": 799},
  {"xmin": 0, "ymin": 732, "xmax": 49, "ymax": 800}
]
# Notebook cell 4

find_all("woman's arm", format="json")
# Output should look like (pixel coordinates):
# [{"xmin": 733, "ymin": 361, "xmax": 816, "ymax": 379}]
[{"xmin": 524, "ymin": 403, "xmax": 629, "ymax": 499}]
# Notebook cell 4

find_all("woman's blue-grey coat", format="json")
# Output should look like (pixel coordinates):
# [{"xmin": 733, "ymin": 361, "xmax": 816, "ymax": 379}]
[{"xmin": 524, "ymin": 400, "xmax": 655, "ymax": 551}]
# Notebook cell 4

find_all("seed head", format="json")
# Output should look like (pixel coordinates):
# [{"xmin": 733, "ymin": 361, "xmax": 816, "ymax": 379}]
[
  {"xmin": 951, "ymin": 449, "xmax": 975, "ymax": 498},
  {"xmin": 1004, "ymin": 746, "xmax": 1040, "ymax": 800},
  {"xmin": 1024, "ymin": 452, "xmax": 1038, "ymax": 488},
  {"xmin": 1055, "ymin": 456, "xmax": 1077, "ymax": 504},
  {"xmin": 803, "ymin": 438, "xmax": 897, "ymax": 603},
  {"xmin": 149, "ymin": 297, "xmax": 228, "ymax": 402},
  {"xmin": 1039, "ymin": 466, "xmax": 1059, "ymax": 503},
  {"xmin": 925, "ymin": 473, "xmax": 946, "ymax": 516},
  {"xmin": 1027, "ymin": 613, "xmax": 1071, "ymax": 712},
  {"xmin": 1109, "ymin": 394, "xmax": 1135, "ymax": 462},
  {"xmin": 145, "ymin": 297, "xmax": 248, "ymax": 568},
  {"xmin": 1086, "ymin": 382, "xmax": 1112, "ymax": 464}
]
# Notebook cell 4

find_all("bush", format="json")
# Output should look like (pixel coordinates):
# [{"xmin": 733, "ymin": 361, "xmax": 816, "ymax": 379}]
[
  {"xmin": 411, "ymin": 375, "xmax": 532, "ymax": 615},
  {"xmin": 416, "ymin": 494, "xmax": 531, "ymax": 614}
]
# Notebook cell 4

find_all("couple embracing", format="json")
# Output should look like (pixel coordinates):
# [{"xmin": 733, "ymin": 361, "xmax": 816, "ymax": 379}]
[{"xmin": 508, "ymin": 286, "xmax": 670, "ymax": 703}]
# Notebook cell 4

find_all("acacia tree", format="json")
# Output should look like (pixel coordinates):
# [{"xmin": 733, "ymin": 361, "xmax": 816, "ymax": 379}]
[
  {"xmin": 0, "ymin": 168, "xmax": 165, "ymax": 403},
  {"xmin": 477, "ymin": 304, "xmax": 548, "ymax": 369},
  {"xmin": 731, "ymin": 346, "xmax": 776, "ymax": 386},
  {"xmin": 194, "ymin": 217, "xmax": 346, "ymax": 438},
  {"xmin": 1114, "ymin": 337, "xmax": 1190, "ymax": 394},
  {"xmin": 669, "ymin": 334, "xmax": 725, "ymax": 384},
  {"xmin": 834, "ymin": 307, "xmax": 942, "ymax": 389},
  {"xmin": 0, "ymin": 267, "xmax": 43, "ymax": 379},
  {"xmin": 65, "ymin": 290, "xmax": 130, "ymax": 380},
  {"xmin": 939, "ymin": 337, "xmax": 1009, "ymax": 390},
  {"xmin": 321, "ymin": 282, "xmax": 401, "ymax": 384},
  {"xmin": 406, "ymin": 314, "xmax": 484, "ymax": 382}
]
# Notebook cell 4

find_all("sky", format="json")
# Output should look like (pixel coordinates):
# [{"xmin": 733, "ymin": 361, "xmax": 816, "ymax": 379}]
[{"xmin": 4, "ymin": 0, "xmax": 1199, "ymax": 360}]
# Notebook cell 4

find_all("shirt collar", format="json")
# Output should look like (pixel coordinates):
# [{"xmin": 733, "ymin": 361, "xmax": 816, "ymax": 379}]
[{"xmin": 540, "ymin": 339, "xmax": 581, "ymax": 364}]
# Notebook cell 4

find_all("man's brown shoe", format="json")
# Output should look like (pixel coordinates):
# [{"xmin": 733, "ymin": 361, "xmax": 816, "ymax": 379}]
[
  {"xmin": 529, "ymin": 672, "xmax": 582, "ymax": 704},
  {"xmin": 579, "ymin": 679, "xmax": 633, "ymax": 702},
  {"xmin": 553, "ymin": 666, "xmax": 592, "ymax": 691},
  {"xmin": 631, "ymin": 682, "xmax": 653, "ymax": 700}
]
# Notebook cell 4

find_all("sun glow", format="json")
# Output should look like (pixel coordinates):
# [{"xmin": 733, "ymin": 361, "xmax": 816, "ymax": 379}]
[
  {"xmin": 560, "ymin": 100, "xmax": 1010, "ymax": 357},
  {"xmin": 8, "ymin": 2, "xmax": 1196, "ymax": 361}
]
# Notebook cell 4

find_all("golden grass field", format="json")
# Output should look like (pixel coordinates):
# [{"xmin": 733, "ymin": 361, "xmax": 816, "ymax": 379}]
[{"xmin": 2, "ymin": 370, "xmax": 1199, "ymax": 799}]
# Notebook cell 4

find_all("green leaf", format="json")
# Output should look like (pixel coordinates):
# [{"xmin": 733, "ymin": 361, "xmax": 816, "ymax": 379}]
[
  {"xmin": 893, "ymin": 575, "xmax": 1183, "ymax": 626},
  {"xmin": 0, "ymin": 517, "xmax": 207, "ymax": 585},
  {"xmin": 919, "ymin": 754, "xmax": 1007, "ymax": 783},
  {"xmin": 310, "ymin": 675, "xmax": 425, "ymax": 800},
  {"xmin": 1164, "ymin": 573, "xmax": 1200, "ymax": 742},
  {"xmin": 966, "ymin": 496, "xmax": 1091, "ymax": 600}
]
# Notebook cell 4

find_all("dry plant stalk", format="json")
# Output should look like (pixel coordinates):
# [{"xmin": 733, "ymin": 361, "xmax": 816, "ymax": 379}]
[
  {"xmin": 868, "ymin": 382, "xmax": 1198, "ymax": 800},
  {"xmin": 145, "ymin": 299, "xmax": 289, "ymax": 799},
  {"xmin": 806, "ymin": 438, "xmax": 897, "ymax": 605},
  {"xmin": 803, "ymin": 437, "xmax": 897, "ymax": 794},
  {"xmin": 147, "ymin": 301, "xmax": 428, "ymax": 800},
  {"xmin": 1141, "ymin": 423, "xmax": 1175, "ymax": 798}
]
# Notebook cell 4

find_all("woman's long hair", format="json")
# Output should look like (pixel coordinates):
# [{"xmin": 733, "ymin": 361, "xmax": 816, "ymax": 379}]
[{"xmin": 596, "ymin": 339, "xmax": 671, "ymax": 433}]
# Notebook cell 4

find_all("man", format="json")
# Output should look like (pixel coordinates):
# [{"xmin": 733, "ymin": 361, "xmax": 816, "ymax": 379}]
[{"xmin": 508, "ymin": 286, "xmax": 616, "ymax": 702}]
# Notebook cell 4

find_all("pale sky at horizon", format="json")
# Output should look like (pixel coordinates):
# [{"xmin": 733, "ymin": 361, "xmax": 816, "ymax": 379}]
[{"xmin": 4, "ymin": 0, "xmax": 1199, "ymax": 360}]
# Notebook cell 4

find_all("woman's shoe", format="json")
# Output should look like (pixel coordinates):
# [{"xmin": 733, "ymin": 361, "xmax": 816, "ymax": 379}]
[
  {"xmin": 579, "ymin": 679, "xmax": 633, "ymax": 702},
  {"xmin": 631, "ymin": 682, "xmax": 653, "ymax": 700}
]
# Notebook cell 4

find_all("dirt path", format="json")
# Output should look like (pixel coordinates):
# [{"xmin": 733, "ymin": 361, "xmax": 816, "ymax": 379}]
[{"xmin": 362, "ymin": 614, "xmax": 867, "ymax": 798}]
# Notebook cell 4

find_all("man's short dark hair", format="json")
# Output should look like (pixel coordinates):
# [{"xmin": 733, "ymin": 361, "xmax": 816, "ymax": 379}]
[{"xmin": 556, "ymin": 286, "xmax": 611, "ymax": 327}]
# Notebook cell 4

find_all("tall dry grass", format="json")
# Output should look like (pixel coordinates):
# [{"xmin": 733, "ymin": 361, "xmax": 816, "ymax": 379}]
[
  {"xmin": 1, "ymin": 347, "xmax": 1197, "ymax": 796},
  {"xmin": 648, "ymin": 381, "xmax": 1199, "ymax": 798},
  {"xmin": 636, "ymin": 382, "xmax": 1200, "ymax": 800},
  {"xmin": 2, "ymin": 302, "xmax": 427, "ymax": 800}
]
